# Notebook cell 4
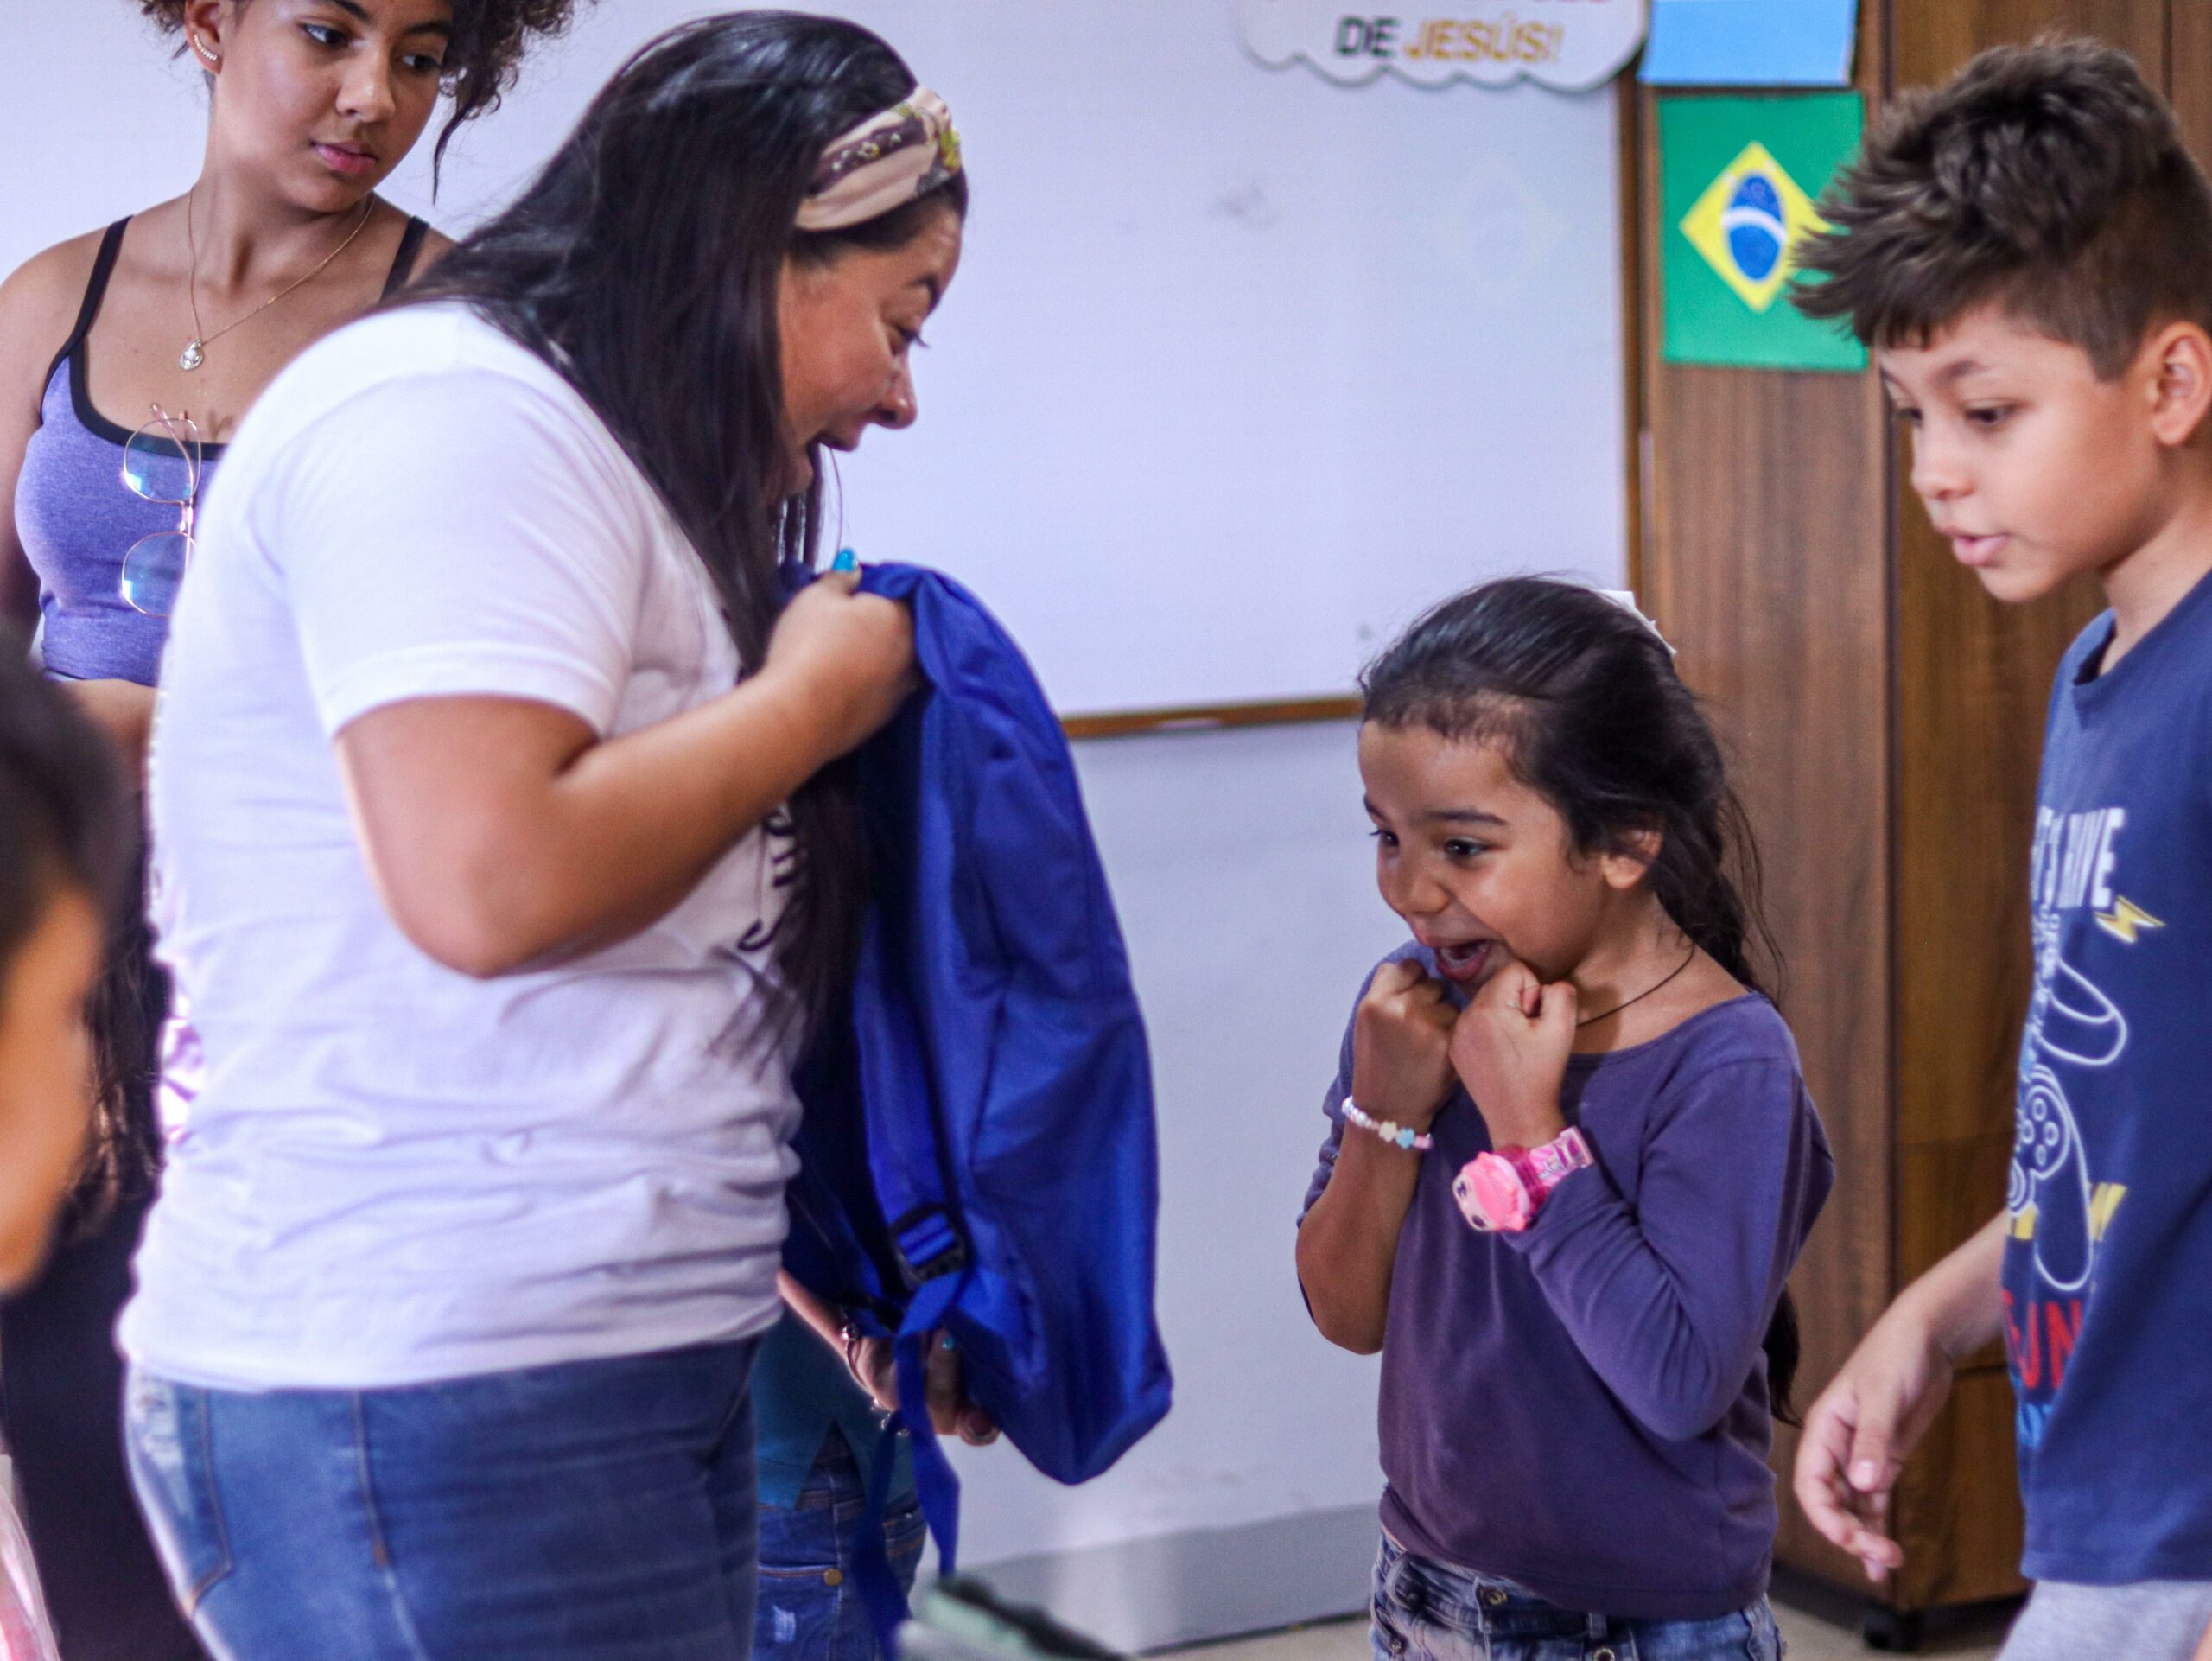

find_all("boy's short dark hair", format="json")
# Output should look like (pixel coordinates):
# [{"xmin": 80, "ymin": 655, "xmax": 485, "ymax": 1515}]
[{"xmin": 1791, "ymin": 37, "xmax": 2212, "ymax": 378}]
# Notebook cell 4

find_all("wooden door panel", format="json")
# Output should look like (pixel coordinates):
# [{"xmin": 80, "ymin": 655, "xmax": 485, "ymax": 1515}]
[
  {"xmin": 1893, "ymin": 494, "xmax": 2104, "ymax": 1152},
  {"xmin": 1898, "ymin": 1132, "xmax": 2014, "ymax": 1371},
  {"xmin": 2173, "ymin": 3, "xmax": 2212, "ymax": 164},
  {"xmin": 1896, "ymin": 1368, "xmax": 2031, "ymax": 1607},
  {"xmin": 1891, "ymin": 0, "xmax": 2165, "ymax": 89}
]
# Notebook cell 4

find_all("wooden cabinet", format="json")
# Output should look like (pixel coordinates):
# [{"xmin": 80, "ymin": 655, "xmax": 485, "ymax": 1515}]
[{"xmin": 1624, "ymin": 0, "xmax": 2195, "ymax": 1633}]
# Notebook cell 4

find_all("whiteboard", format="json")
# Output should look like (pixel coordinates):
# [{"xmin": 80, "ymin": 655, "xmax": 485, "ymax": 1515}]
[{"xmin": 4, "ymin": 3, "xmax": 1627, "ymax": 716}]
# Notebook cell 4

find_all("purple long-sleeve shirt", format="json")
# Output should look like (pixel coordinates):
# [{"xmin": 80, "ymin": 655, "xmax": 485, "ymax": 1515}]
[{"xmin": 1301, "ymin": 947, "xmax": 1833, "ymax": 1620}]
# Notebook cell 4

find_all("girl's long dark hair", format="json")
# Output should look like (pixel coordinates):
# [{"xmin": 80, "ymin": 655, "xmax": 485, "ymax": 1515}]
[
  {"xmin": 71, "ymin": 889, "xmax": 164, "ymax": 1231},
  {"xmin": 0, "ymin": 638, "xmax": 138, "ymax": 1233},
  {"xmin": 0, "ymin": 640, "xmax": 129, "ymax": 977},
  {"xmin": 398, "ymin": 12, "xmax": 967, "ymax": 1036},
  {"xmin": 1361, "ymin": 576, "xmax": 1803, "ymax": 1422}
]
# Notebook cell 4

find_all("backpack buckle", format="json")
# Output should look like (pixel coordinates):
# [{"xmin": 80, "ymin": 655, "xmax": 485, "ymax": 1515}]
[{"xmin": 891, "ymin": 1202, "xmax": 969, "ymax": 1286}]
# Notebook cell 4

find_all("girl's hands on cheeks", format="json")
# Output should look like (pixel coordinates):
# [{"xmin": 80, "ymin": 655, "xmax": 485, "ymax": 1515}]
[
  {"xmin": 1451, "ymin": 956, "xmax": 1573, "ymax": 1150},
  {"xmin": 1350, "ymin": 960, "xmax": 1459, "ymax": 1134}
]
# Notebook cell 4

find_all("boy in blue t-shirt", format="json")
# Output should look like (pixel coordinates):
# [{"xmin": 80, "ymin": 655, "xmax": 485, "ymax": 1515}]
[{"xmin": 1786, "ymin": 39, "xmax": 2212, "ymax": 1661}]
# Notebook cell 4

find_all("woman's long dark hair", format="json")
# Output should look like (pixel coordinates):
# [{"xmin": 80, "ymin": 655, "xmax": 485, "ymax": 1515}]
[
  {"xmin": 399, "ymin": 12, "xmax": 968, "ymax": 1035},
  {"xmin": 1360, "ymin": 576, "xmax": 1803, "ymax": 1422}
]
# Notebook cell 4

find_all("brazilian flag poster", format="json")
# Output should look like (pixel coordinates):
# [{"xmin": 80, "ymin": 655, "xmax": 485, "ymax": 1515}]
[{"xmin": 1659, "ymin": 92, "xmax": 1866, "ymax": 372}]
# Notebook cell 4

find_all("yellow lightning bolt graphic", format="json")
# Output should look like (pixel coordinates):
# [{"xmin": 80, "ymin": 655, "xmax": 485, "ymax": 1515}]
[
  {"xmin": 2095, "ymin": 897, "xmax": 2164, "ymax": 944},
  {"xmin": 2090, "ymin": 1183, "xmax": 2127, "ymax": 1240},
  {"xmin": 2009, "ymin": 1188, "xmax": 2127, "ymax": 1240}
]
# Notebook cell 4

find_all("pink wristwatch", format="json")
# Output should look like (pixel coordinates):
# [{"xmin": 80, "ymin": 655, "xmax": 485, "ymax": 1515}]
[{"xmin": 1452, "ymin": 1126, "xmax": 1595, "ymax": 1233}]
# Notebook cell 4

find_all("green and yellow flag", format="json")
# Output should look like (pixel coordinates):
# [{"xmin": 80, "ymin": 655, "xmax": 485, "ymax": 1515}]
[{"xmin": 1659, "ymin": 92, "xmax": 1866, "ymax": 372}]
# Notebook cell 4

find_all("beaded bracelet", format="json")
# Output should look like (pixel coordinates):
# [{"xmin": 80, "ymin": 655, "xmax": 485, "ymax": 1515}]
[{"xmin": 1342, "ymin": 1098, "xmax": 1433, "ymax": 1153}]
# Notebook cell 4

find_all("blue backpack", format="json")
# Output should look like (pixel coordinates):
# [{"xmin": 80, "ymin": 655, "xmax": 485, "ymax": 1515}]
[{"xmin": 782, "ymin": 564, "xmax": 1173, "ymax": 1641}]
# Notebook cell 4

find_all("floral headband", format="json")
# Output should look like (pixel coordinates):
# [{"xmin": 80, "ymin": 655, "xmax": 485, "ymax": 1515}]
[{"xmin": 798, "ymin": 87, "xmax": 963, "ymax": 232}]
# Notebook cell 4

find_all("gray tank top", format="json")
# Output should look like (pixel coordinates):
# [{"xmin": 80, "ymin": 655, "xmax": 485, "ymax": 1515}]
[{"xmin": 15, "ymin": 213, "xmax": 429, "ymax": 685}]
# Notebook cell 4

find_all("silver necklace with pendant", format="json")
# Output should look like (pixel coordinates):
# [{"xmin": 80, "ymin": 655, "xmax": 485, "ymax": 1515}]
[{"xmin": 180, "ymin": 185, "xmax": 373, "ymax": 372}]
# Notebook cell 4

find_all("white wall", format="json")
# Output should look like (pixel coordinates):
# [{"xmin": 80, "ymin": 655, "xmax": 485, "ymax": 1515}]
[{"xmin": 2, "ymin": 9, "xmax": 201, "ymax": 263}]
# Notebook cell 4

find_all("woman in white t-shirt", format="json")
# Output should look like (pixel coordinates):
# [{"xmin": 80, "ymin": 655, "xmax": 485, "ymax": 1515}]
[{"xmin": 118, "ymin": 16, "xmax": 967, "ymax": 1657}]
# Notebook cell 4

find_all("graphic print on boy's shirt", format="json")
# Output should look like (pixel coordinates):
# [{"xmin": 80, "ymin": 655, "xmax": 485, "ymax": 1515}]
[
  {"xmin": 1996, "ymin": 564, "xmax": 2212, "ymax": 1589},
  {"xmin": 2005, "ymin": 803, "xmax": 2151, "ymax": 1448}
]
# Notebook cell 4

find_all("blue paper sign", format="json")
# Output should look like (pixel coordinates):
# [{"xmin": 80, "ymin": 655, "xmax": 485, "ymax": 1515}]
[{"xmin": 1641, "ymin": 0, "xmax": 1859, "ymax": 86}]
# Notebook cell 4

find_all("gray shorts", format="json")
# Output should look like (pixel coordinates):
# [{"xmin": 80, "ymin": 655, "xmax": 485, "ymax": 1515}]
[{"xmin": 1999, "ymin": 1581, "xmax": 2212, "ymax": 1661}]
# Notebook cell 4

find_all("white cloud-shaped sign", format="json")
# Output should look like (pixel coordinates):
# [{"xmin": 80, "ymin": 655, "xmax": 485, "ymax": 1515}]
[{"xmin": 1240, "ymin": 0, "xmax": 1649, "ymax": 92}]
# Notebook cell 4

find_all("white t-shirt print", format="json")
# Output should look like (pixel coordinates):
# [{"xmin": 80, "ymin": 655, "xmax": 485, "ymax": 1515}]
[{"xmin": 125, "ymin": 304, "xmax": 799, "ymax": 1390}]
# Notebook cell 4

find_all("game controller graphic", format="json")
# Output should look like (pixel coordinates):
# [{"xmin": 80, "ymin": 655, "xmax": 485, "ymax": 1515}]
[
  {"xmin": 2010, "ymin": 1065, "xmax": 2096, "ymax": 1293},
  {"xmin": 2007, "ymin": 912, "xmax": 2125, "ymax": 1295}
]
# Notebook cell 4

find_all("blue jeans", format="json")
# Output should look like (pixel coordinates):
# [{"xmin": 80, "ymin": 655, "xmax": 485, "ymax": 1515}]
[
  {"xmin": 755, "ymin": 1433, "xmax": 926, "ymax": 1660},
  {"xmin": 124, "ymin": 1339, "xmax": 761, "ymax": 1661},
  {"xmin": 1371, "ymin": 1534, "xmax": 1783, "ymax": 1661}
]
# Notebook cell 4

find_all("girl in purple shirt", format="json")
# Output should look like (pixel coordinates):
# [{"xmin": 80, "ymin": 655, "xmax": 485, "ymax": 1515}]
[{"xmin": 1299, "ymin": 578, "xmax": 1833, "ymax": 1661}]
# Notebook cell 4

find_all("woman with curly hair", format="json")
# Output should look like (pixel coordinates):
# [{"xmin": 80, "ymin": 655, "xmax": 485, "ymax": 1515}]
[
  {"xmin": 117, "ymin": 10, "xmax": 966, "ymax": 1654},
  {"xmin": 0, "ymin": 4, "xmax": 576, "ymax": 1657}
]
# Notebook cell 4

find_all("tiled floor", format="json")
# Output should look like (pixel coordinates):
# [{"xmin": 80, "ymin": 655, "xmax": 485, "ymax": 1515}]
[{"xmin": 1165, "ymin": 1581, "xmax": 2017, "ymax": 1661}]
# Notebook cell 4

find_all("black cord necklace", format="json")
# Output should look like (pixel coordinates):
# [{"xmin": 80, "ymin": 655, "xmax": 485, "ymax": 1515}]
[{"xmin": 1576, "ymin": 945, "xmax": 1698, "ymax": 1028}]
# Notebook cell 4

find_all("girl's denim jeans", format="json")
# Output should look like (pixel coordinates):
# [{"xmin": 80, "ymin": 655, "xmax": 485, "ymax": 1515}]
[
  {"xmin": 754, "ymin": 1432, "xmax": 925, "ymax": 1660},
  {"xmin": 1371, "ymin": 1532, "xmax": 1783, "ymax": 1661},
  {"xmin": 124, "ymin": 1338, "xmax": 761, "ymax": 1661}
]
